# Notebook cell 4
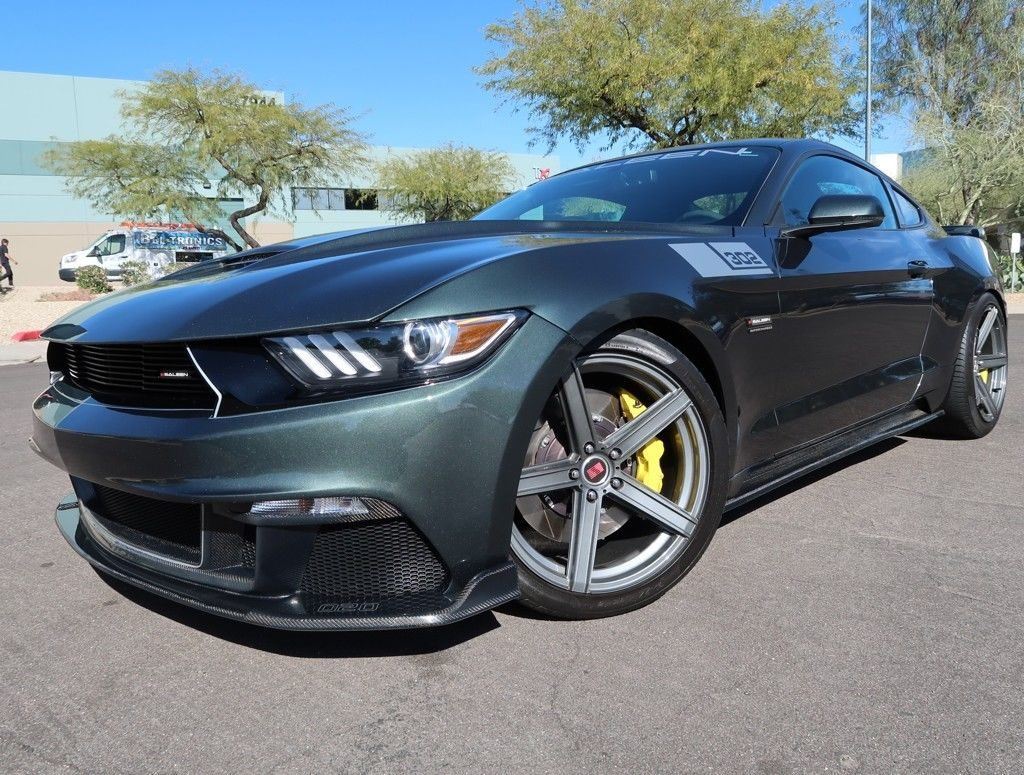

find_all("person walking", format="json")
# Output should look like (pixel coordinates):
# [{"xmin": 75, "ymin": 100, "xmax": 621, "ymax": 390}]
[{"xmin": 0, "ymin": 238, "xmax": 15, "ymax": 290}]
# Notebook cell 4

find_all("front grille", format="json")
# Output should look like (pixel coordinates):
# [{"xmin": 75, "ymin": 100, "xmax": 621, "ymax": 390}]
[
  {"xmin": 300, "ymin": 518, "xmax": 450, "ymax": 609},
  {"xmin": 88, "ymin": 484, "xmax": 202, "ymax": 564},
  {"xmin": 52, "ymin": 342, "xmax": 216, "ymax": 410}
]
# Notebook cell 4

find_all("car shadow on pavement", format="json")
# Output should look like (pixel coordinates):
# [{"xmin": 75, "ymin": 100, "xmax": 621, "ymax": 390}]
[
  {"xmin": 495, "ymin": 437, "xmax": 912, "ymax": 622},
  {"xmin": 93, "ymin": 435, "xmax": 916, "ymax": 636},
  {"xmin": 719, "ymin": 436, "xmax": 906, "ymax": 527},
  {"xmin": 95, "ymin": 573, "xmax": 501, "ymax": 657}
]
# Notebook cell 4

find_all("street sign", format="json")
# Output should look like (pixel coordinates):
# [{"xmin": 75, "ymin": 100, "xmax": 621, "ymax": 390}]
[{"xmin": 1011, "ymin": 232, "xmax": 1021, "ymax": 254}]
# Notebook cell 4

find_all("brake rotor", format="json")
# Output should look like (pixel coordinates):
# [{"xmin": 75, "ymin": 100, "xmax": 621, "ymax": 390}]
[{"xmin": 517, "ymin": 389, "xmax": 633, "ymax": 543}]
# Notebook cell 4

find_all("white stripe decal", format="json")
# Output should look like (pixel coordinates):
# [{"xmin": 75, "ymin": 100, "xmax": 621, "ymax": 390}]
[{"xmin": 670, "ymin": 241, "xmax": 773, "ymax": 277}]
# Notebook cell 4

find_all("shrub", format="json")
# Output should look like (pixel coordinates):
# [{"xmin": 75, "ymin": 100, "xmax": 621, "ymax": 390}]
[
  {"xmin": 75, "ymin": 265, "xmax": 113, "ymax": 294},
  {"xmin": 119, "ymin": 260, "xmax": 151, "ymax": 287},
  {"xmin": 154, "ymin": 262, "xmax": 189, "ymax": 278}
]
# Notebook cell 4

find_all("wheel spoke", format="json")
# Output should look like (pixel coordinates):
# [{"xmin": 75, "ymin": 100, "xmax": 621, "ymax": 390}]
[
  {"xmin": 558, "ymin": 364, "xmax": 595, "ymax": 453},
  {"xmin": 608, "ymin": 474, "xmax": 697, "ymax": 537},
  {"xmin": 975, "ymin": 374, "xmax": 997, "ymax": 418},
  {"xmin": 976, "ymin": 306, "xmax": 998, "ymax": 353},
  {"xmin": 566, "ymin": 489, "xmax": 603, "ymax": 593},
  {"xmin": 518, "ymin": 459, "xmax": 578, "ymax": 497},
  {"xmin": 603, "ymin": 388, "xmax": 692, "ymax": 459},
  {"xmin": 976, "ymin": 354, "xmax": 1007, "ymax": 371}
]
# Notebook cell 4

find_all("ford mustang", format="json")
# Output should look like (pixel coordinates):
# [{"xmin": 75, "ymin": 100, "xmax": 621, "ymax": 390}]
[{"xmin": 31, "ymin": 139, "xmax": 1008, "ymax": 629}]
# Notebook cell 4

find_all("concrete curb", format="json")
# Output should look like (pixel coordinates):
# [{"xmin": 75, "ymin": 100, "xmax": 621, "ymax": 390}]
[
  {"xmin": 11, "ymin": 330, "xmax": 43, "ymax": 342},
  {"xmin": 1007, "ymin": 304, "xmax": 1024, "ymax": 316},
  {"xmin": 0, "ymin": 340, "xmax": 48, "ymax": 366}
]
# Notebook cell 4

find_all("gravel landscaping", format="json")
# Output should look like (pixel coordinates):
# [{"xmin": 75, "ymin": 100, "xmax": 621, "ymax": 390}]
[{"xmin": 0, "ymin": 286, "xmax": 99, "ymax": 341}]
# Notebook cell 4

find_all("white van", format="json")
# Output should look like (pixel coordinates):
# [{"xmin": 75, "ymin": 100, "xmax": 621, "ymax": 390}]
[{"xmin": 59, "ymin": 223, "xmax": 231, "ymax": 281}]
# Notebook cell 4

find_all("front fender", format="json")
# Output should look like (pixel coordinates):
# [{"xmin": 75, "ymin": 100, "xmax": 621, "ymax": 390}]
[{"xmin": 389, "ymin": 236, "xmax": 744, "ymax": 461}]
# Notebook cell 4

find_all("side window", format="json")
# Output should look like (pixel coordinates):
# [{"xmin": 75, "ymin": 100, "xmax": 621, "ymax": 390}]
[
  {"xmin": 892, "ymin": 188, "xmax": 923, "ymax": 227},
  {"xmin": 97, "ymin": 234, "xmax": 126, "ymax": 255},
  {"xmin": 780, "ymin": 156, "xmax": 897, "ymax": 229}
]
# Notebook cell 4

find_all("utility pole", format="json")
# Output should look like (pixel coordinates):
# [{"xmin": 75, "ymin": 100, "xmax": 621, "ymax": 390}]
[{"xmin": 865, "ymin": 0, "xmax": 873, "ymax": 162}]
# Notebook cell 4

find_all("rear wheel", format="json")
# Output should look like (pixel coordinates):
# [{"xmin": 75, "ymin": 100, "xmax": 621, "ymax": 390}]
[
  {"xmin": 511, "ymin": 329, "xmax": 728, "ymax": 619},
  {"xmin": 936, "ymin": 293, "xmax": 1008, "ymax": 438}
]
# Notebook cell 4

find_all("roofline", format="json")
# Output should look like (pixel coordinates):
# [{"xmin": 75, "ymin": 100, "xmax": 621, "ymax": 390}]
[{"xmin": 559, "ymin": 137, "xmax": 852, "ymax": 176}]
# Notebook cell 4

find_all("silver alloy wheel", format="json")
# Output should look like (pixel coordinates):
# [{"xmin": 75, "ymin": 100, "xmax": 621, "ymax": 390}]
[
  {"xmin": 511, "ymin": 352, "xmax": 710, "ymax": 595},
  {"xmin": 974, "ymin": 304, "xmax": 1008, "ymax": 422}
]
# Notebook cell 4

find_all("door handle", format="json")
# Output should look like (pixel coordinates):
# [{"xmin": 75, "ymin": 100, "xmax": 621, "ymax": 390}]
[{"xmin": 907, "ymin": 259, "xmax": 929, "ymax": 278}]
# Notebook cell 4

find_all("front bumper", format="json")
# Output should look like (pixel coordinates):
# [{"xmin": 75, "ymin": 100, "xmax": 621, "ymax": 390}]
[
  {"xmin": 55, "ymin": 494, "xmax": 519, "ymax": 630},
  {"xmin": 33, "ymin": 314, "xmax": 575, "ymax": 629},
  {"xmin": 58, "ymin": 268, "xmax": 77, "ymax": 282}
]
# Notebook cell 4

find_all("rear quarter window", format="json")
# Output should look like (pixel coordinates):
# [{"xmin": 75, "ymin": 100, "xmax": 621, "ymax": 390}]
[{"xmin": 892, "ymin": 188, "xmax": 923, "ymax": 227}]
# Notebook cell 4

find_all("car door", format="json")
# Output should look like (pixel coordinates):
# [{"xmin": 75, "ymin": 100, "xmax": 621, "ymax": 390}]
[
  {"xmin": 766, "ymin": 154, "xmax": 933, "ymax": 454},
  {"xmin": 94, "ymin": 232, "xmax": 130, "ymax": 274}
]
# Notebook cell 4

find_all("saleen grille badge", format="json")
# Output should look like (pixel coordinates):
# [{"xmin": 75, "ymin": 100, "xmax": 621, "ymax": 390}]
[{"xmin": 158, "ymin": 370, "xmax": 191, "ymax": 379}]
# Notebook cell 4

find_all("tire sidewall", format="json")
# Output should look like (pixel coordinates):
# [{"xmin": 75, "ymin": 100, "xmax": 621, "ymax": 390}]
[
  {"xmin": 963, "ymin": 294, "xmax": 1005, "ymax": 434},
  {"xmin": 514, "ymin": 328, "xmax": 729, "ymax": 619}
]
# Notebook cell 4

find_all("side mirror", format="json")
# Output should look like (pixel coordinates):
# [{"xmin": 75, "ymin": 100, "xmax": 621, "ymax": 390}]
[
  {"xmin": 782, "ymin": 195, "xmax": 885, "ymax": 238},
  {"xmin": 943, "ymin": 224, "xmax": 985, "ymax": 239},
  {"xmin": 87, "ymin": 247, "xmax": 100, "ymax": 257}
]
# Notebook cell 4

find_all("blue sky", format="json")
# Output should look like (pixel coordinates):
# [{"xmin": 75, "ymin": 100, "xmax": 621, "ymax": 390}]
[{"xmin": 0, "ymin": 0, "xmax": 908, "ymax": 169}]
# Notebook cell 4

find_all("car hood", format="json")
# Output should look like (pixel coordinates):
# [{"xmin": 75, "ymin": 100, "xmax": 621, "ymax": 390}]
[{"xmin": 43, "ymin": 220, "xmax": 725, "ymax": 343}]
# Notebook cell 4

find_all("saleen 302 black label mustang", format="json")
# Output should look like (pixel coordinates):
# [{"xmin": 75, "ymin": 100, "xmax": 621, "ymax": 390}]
[{"xmin": 31, "ymin": 139, "xmax": 1008, "ymax": 629}]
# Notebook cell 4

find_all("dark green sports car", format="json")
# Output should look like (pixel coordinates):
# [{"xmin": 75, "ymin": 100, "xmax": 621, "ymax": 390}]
[{"xmin": 31, "ymin": 139, "xmax": 1007, "ymax": 628}]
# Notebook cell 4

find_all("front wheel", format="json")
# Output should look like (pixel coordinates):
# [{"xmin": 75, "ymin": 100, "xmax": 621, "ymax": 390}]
[{"xmin": 511, "ymin": 329, "xmax": 729, "ymax": 619}]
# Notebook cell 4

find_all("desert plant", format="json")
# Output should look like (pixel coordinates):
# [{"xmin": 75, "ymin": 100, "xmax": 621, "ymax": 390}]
[
  {"xmin": 75, "ymin": 266, "xmax": 113, "ymax": 294},
  {"xmin": 43, "ymin": 67, "xmax": 368, "ymax": 249},
  {"xmin": 119, "ymin": 260, "xmax": 152, "ymax": 287},
  {"xmin": 153, "ymin": 262, "xmax": 189, "ymax": 278}
]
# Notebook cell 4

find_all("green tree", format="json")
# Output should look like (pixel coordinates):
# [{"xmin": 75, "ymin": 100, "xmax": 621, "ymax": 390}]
[
  {"xmin": 873, "ymin": 0, "xmax": 1024, "ymax": 226},
  {"xmin": 44, "ymin": 68, "xmax": 368, "ymax": 249},
  {"xmin": 376, "ymin": 144, "xmax": 518, "ymax": 222},
  {"xmin": 477, "ymin": 0, "xmax": 858, "ymax": 151}
]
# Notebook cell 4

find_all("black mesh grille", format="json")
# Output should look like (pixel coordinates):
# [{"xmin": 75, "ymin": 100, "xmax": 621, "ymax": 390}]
[
  {"xmin": 300, "ymin": 518, "xmax": 449, "ymax": 606},
  {"xmin": 89, "ymin": 485, "xmax": 202, "ymax": 564},
  {"xmin": 53, "ymin": 342, "xmax": 216, "ymax": 409}
]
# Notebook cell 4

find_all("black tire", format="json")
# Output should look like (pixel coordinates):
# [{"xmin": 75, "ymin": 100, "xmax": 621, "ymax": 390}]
[
  {"xmin": 514, "ymin": 329, "xmax": 729, "ymax": 619},
  {"xmin": 934, "ymin": 292, "xmax": 1007, "ymax": 439}
]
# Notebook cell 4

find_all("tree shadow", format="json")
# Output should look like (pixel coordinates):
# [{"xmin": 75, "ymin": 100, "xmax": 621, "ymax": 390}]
[{"xmin": 95, "ymin": 572, "xmax": 500, "ymax": 658}]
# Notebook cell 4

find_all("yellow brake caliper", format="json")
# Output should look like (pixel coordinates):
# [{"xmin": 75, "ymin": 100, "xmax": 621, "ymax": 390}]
[{"xmin": 618, "ymin": 390, "xmax": 666, "ymax": 494}]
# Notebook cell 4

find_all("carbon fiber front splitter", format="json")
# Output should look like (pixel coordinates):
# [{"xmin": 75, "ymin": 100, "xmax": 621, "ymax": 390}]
[{"xmin": 55, "ymin": 495, "xmax": 520, "ymax": 631}]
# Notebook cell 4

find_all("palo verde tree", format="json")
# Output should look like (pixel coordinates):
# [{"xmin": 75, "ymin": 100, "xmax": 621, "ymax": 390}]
[
  {"xmin": 477, "ymin": 0, "xmax": 859, "ymax": 151},
  {"xmin": 375, "ymin": 144, "xmax": 517, "ymax": 222},
  {"xmin": 873, "ymin": 0, "xmax": 1024, "ymax": 227},
  {"xmin": 44, "ymin": 68, "xmax": 368, "ymax": 249}
]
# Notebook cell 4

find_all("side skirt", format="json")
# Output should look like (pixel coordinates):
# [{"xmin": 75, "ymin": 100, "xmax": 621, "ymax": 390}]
[{"xmin": 725, "ymin": 407, "xmax": 944, "ymax": 512}]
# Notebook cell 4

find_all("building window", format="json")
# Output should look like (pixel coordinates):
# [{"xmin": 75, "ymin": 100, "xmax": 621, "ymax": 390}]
[
  {"xmin": 328, "ymin": 188, "xmax": 347, "ymax": 210},
  {"xmin": 292, "ymin": 187, "xmax": 379, "ymax": 211},
  {"xmin": 345, "ymin": 189, "xmax": 378, "ymax": 210}
]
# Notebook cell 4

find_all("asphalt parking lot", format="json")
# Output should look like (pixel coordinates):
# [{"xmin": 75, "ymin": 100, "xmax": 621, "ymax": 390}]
[{"xmin": 2, "ymin": 320, "xmax": 1021, "ymax": 774}]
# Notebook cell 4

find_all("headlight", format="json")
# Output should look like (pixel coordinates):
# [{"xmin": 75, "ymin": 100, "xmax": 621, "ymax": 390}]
[{"xmin": 263, "ymin": 310, "xmax": 527, "ymax": 394}]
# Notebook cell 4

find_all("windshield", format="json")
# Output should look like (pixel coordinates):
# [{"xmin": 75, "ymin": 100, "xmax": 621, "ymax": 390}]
[{"xmin": 477, "ymin": 146, "xmax": 779, "ymax": 227}]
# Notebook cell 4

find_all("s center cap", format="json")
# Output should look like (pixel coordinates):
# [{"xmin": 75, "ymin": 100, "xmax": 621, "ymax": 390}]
[{"xmin": 582, "ymin": 454, "xmax": 612, "ymax": 486}]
